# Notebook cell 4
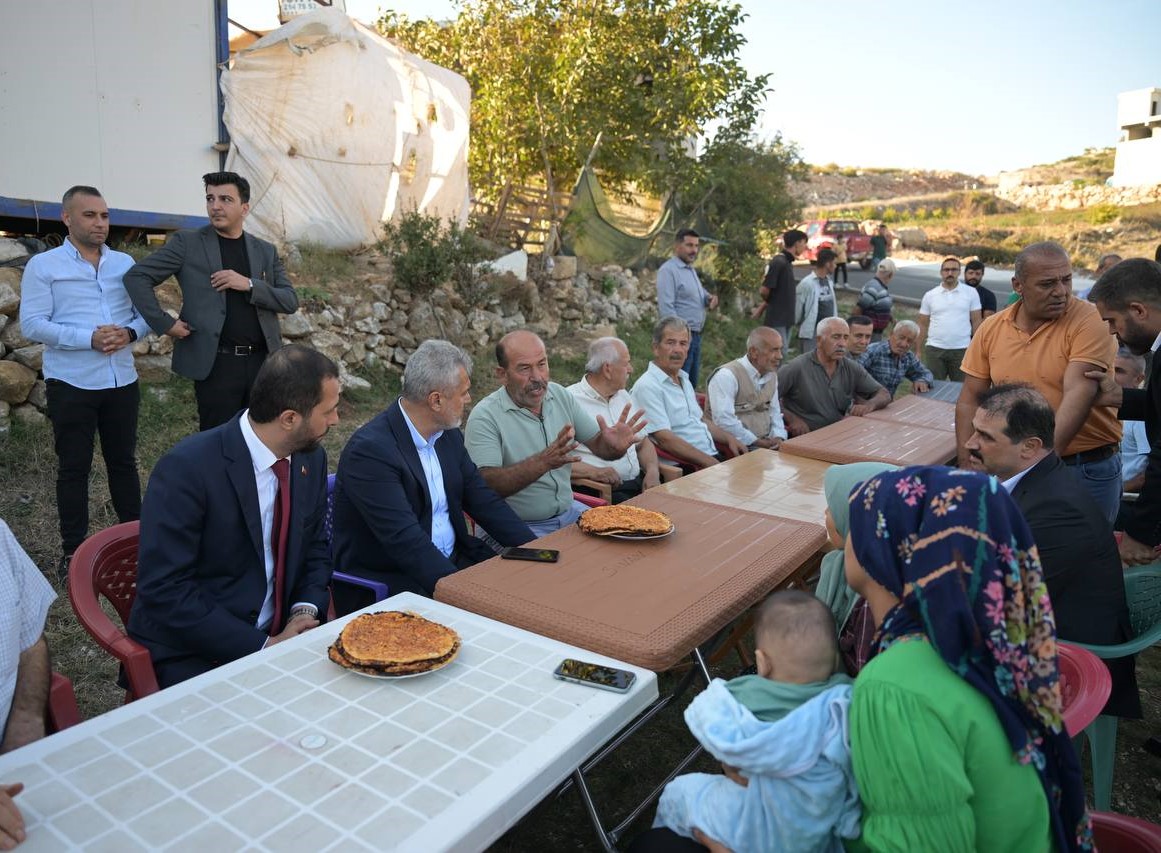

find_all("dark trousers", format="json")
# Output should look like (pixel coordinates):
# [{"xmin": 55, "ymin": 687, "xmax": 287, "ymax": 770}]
[
  {"xmin": 835, "ymin": 262, "xmax": 848, "ymax": 284},
  {"xmin": 45, "ymin": 380, "xmax": 141, "ymax": 554},
  {"xmin": 195, "ymin": 350, "xmax": 267, "ymax": 431},
  {"xmin": 682, "ymin": 331, "xmax": 703, "ymax": 388}
]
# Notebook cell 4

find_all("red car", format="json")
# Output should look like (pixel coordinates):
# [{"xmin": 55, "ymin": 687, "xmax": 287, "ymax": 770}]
[{"xmin": 800, "ymin": 219, "xmax": 874, "ymax": 269}]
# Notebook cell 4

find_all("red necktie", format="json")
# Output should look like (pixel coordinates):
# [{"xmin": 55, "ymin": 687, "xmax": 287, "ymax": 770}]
[{"xmin": 269, "ymin": 458, "xmax": 291, "ymax": 636}]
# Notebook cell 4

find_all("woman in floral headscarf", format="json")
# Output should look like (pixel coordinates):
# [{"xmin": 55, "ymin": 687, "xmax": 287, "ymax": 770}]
[{"xmin": 843, "ymin": 465, "xmax": 1092, "ymax": 852}]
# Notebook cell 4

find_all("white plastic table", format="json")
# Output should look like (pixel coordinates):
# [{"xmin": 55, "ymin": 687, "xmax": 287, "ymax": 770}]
[{"xmin": 0, "ymin": 593, "xmax": 657, "ymax": 852}]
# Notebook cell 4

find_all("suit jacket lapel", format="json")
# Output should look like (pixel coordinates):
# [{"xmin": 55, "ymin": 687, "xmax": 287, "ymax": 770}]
[
  {"xmin": 387, "ymin": 404, "xmax": 432, "ymax": 519},
  {"xmin": 244, "ymin": 232, "xmax": 266, "ymax": 281},
  {"xmin": 222, "ymin": 418, "xmax": 264, "ymax": 560}
]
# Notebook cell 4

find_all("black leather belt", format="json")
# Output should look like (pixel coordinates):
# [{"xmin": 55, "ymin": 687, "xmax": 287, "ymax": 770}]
[
  {"xmin": 1060, "ymin": 443, "xmax": 1117, "ymax": 466},
  {"xmin": 217, "ymin": 345, "xmax": 265, "ymax": 356}
]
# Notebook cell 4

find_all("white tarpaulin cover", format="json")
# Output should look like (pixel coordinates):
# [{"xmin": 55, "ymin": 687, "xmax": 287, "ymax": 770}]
[{"xmin": 221, "ymin": 7, "xmax": 471, "ymax": 249}]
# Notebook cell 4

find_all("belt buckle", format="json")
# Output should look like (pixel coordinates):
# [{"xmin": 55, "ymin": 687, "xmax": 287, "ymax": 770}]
[{"xmin": 234, "ymin": 345, "xmax": 250, "ymax": 356}]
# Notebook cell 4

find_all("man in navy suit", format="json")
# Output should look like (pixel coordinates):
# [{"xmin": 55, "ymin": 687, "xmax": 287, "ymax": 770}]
[
  {"xmin": 332, "ymin": 340, "xmax": 533, "ymax": 607},
  {"xmin": 128, "ymin": 345, "xmax": 340, "ymax": 688}
]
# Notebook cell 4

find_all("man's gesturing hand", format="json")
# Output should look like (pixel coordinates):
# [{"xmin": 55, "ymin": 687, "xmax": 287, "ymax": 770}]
[
  {"xmin": 540, "ymin": 425, "xmax": 580, "ymax": 470},
  {"xmin": 596, "ymin": 404, "xmax": 647, "ymax": 456}
]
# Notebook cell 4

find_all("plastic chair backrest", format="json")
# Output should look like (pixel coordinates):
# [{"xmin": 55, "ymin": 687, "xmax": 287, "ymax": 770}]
[
  {"xmin": 1125, "ymin": 564, "xmax": 1161, "ymax": 641},
  {"xmin": 325, "ymin": 473, "xmax": 337, "ymax": 557},
  {"xmin": 573, "ymin": 491, "xmax": 608, "ymax": 508},
  {"xmin": 1056, "ymin": 642, "xmax": 1112, "ymax": 737},
  {"xmin": 66, "ymin": 521, "xmax": 159, "ymax": 700},
  {"xmin": 1091, "ymin": 811, "xmax": 1161, "ymax": 852},
  {"xmin": 325, "ymin": 472, "xmax": 389, "ymax": 606},
  {"xmin": 46, "ymin": 671, "xmax": 81, "ymax": 733}
]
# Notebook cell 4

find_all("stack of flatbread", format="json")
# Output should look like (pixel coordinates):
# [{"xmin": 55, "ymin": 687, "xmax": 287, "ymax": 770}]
[
  {"xmin": 577, "ymin": 504, "xmax": 673, "ymax": 536},
  {"xmin": 328, "ymin": 611, "xmax": 460, "ymax": 676}
]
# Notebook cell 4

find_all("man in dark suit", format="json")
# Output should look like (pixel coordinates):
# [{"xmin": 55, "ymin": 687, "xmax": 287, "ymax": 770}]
[
  {"xmin": 963, "ymin": 382, "xmax": 1140, "ymax": 718},
  {"xmin": 128, "ymin": 345, "xmax": 340, "ymax": 688},
  {"xmin": 1087, "ymin": 258, "xmax": 1161, "ymax": 565},
  {"xmin": 332, "ymin": 340, "xmax": 533, "ymax": 609},
  {"xmin": 124, "ymin": 171, "xmax": 299, "ymax": 430}
]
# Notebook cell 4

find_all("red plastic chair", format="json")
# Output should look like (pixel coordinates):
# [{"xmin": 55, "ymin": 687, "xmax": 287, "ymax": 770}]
[
  {"xmin": 46, "ymin": 672, "xmax": 81, "ymax": 733},
  {"xmin": 67, "ymin": 521, "xmax": 160, "ymax": 702},
  {"xmin": 573, "ymin": 491, "xmax": 608, "ymax": 508},
  {"xmin": 1091, "ymin": 811, "xmax": 1161, "ymax": 852},
  {"xmin": 1057, "ymin": 642, "xmax": 1111, "ymax": 737}
]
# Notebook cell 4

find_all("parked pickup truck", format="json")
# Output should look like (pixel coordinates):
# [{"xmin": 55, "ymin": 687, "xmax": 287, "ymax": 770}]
[{"xmin": 799, "ymin": 219, "xmax": 874, "ymax": 269}]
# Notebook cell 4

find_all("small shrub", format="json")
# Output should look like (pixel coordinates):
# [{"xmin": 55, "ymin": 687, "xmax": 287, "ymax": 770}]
[
  {"xmin": 380, "ymin": 210, "xmax": 489, "ymax": 296},
  {"xmin": 600, "ymin": 274, "xmax": 617, "ymax": 296},
  {"xmin": 1085, "ymin": 204, "xmax": 1120, "ymax": 226}
]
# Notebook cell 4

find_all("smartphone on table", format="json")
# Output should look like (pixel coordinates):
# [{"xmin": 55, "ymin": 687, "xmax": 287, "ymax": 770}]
[
  {"xmin": 500, "ymin": 547, "xmax": 560, "ymax": 563},
  {"xmin": 553, "ymin": 658, "xmax": 636, "ymax": 693}
]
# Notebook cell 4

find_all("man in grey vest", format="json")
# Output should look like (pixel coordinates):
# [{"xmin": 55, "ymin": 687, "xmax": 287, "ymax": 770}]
[{"xmin": 705, "ymin": 327, "xmax": 788, "ymax": 449}]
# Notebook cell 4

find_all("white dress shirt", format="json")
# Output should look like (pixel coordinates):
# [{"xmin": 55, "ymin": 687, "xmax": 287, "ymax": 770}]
[
  {"xmin": 567, "ymin": 378, "xmax": 641, "ymax": 481},
  {"xmin": 398, "ymin": 402, "xmax": 456, "ymax": 557},
  {"xmin": 1001, "ymin": 463, "xmax": 1035, "ymax": 494},
  {"xmin": 707, "ymin": 356, "xmax": 787, "ymax": 445},
  {"xmin": 0, "ymin": 521, "xmax": 56, "ymax": 732}
]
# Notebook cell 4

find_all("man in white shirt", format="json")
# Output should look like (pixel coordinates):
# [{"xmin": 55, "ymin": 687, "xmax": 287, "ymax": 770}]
[
  {"xmin": 632, "ymin": 317, "xmax": 746, "ymax": 470},
  {"xmin": 0, "ymin": 520, "xmax": 57, "ymax": 847},
  {"xmin": 916, "ymin": 257, "xmax": 982, "ymax": 381},
  {"xmin": 19, "ymin": 186, "xmax": 151, "ymax": 579},
  {"xmin": 567, "ymin": 337, "xmax": 664, "ymax": 502},
  {"xmin": 705, "ymin": 327, "xmax": 788, "ymax": 449}
]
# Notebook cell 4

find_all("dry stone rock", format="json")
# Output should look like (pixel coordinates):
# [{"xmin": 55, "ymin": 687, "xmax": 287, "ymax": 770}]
[
  {"xmin": 0, "ymin": 282, "xmax": 20, "ymax": 317},
  {"xmin": 281, "ymin": 313, "xmax": 313, "ymax": 338},
  {"xmin": 0, "ymin": 361, "xmax": 35, "ymax": 403},
  {"xmin": 10, "ymin": 344, "xmax": 44, "ymax": 371},
  {"xmin": 310, "ymin": 330, "xmax": 349, "ymax": 363},
  {"xmin": 0, "ymin": 323, "xmax": 30, "ymax": 350},
  {"xmin": 27, "ymin": 380, "xmax": 46, "ymax": 410},
  {"xmin": 0, "ymin": 239, "xmax": 29, "ymax": 264},
  {"xmin": 134, "ymin": 355, "xmax": 173, "ymax": 383},
  {"xmin": 11, "ymin": 404, "xmax": 46, "ymax": 426},
  {"xmin": 406, "ymin": 302, "xmax": 443, "ymax": 341},
  {"xmin": 551, "ymin": 256, "xmax": 577, "ymax": 280}
]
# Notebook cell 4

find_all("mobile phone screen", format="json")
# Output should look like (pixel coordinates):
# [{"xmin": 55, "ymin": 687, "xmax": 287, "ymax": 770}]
[
  {"xmin": 553, "ymin": 658, "xmax": 636, "ymax": 692},
  {"xmin": 500, "ymin": 547, "xmax": 560, "ymax": 563}
]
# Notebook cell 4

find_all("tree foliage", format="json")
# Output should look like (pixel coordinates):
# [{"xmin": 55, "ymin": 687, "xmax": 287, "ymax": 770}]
[
  {"xmin": 377, "ymin": 0, "xmax": 768, "ymax": 203},
  {"xmin": 684, "ymin": 134, "xmax": 806, "ymax": 290}
]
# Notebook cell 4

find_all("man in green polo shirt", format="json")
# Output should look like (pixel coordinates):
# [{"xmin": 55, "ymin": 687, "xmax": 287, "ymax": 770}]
[{"xmin": 464, "ymin": 330, "xmax": 647, "ymax": 537}]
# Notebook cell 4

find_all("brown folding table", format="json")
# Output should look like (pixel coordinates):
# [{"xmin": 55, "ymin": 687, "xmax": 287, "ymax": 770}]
[
  {"xmin": 779, "ymin": 416, "xmax": 957, "ymax": 466},
  {"xmin": 653, "ymin": 448, "xmax": 831, "ymax": 525},
  {"xmin": 436, "ymin": 490, "xmax": 826, "ymax": 672},
  {"xmin": 865, "ymin": 393, "xmax": 956, "ymax": 431}
]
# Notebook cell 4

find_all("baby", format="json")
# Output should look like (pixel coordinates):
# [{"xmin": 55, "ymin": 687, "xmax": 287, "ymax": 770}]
[{"xmin": 654, "ymin": 590, "xmax": 861, "ymax": 853}]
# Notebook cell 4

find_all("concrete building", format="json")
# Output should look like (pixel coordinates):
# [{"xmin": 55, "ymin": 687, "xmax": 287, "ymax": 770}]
[{"xmin": 1112, "ymin": 87, "xmax": 1161, "ymax": 187}]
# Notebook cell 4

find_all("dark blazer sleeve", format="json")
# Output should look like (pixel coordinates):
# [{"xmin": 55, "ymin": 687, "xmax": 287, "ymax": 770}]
[
  {"xmin": 248, "ymin": 238, "xmax": 298, "ymax": 315},
  {"xmin": 453, "ymin": 431, "xmax": 534, "ymax": 548},
  {"xmin": 340, "ymin": 425, "xmax": 461, "ymax": 592},
  {"xmin": 123, "ymin": 230, "xmax": 191, "ymax": 335},
  {"xmin": 130, "ymin": 443, "xmax": 269, "ymax": 662},
  {"xmin": 1121, "ymin": 384, "xmax": 1161, "ymax": 546},
  {"xmin": 286, "ymin": 447, "xmax": 332, "ymax": 615}
]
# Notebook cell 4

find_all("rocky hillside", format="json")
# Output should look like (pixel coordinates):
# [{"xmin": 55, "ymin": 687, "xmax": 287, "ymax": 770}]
[{"xmin": 792, "ymin": 167, "xmax": 983, "ymax": 208}]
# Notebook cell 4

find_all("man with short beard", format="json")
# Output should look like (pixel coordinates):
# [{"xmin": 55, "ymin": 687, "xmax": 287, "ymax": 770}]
[
  {"xmin": 465, "ymin": 330, "xmax": 646, "ymax": 537},
  {"xmin": 963, "ymin": 260, "xmax": 996, "ymax": 319},
  {"xmin": 333, "ymin": 340, "xmax": 532, "ymax": 605},
  {"xmin": 128, "ymin": 345, "xmax": 340, "ymax": 688},
  {"xmin": 1086, "ymin": 258, "xmax": 1161, "ymax": 564},
  {"xmin": 777, "ymin": 317, "xmax": 889, "ymax": 435}
]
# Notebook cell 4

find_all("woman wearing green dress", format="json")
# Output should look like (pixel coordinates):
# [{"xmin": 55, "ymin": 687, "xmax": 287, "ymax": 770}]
[{"xmin": 843, "ymin": 466, "xmax": 1093, "ymax": 852}]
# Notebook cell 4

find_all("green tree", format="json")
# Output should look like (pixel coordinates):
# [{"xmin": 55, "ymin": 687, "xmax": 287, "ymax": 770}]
[
  {"xmin": 377, "ymin": 0, "xmax": 768, "ymax": 204},
  {"xmin": 682, "ymin": 134, "xmax": 805, "ymax": 293}
]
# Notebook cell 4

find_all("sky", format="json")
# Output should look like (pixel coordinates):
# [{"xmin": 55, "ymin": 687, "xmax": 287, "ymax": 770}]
[{"xmin": 230, "ymin": 0, "xmax": 1161, "ymax": 176}]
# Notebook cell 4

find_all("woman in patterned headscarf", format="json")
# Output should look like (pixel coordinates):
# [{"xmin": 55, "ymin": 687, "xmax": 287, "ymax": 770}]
[{"xmin": 844, "ymin": 465, "xmax": 1092, "ymax": 853}]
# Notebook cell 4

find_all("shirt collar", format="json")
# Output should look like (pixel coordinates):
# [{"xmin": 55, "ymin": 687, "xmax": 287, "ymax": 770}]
[
  {"xmin": 1001, "ymin": 461, "xmax": 1037, "ymax": 493},
  {"xmin": 1153, "ymin": 331, "xmax": 1161, "ymax": 353},
  {"xmin": 63, "ymin": 237, "xmax": 108, "ymax": 261},
  {"xmin": 239, "ymin": 409, "xmax": 283, "ymax": 474},
  {"xmin": 741, "ymin": 355, "xmax": 769, "ymax": 382},
  {"xmin": 398, "ymin": 399, "xmax": 442, "ymax": 451},
  {"xmin": 647, "ymin": 360, "xmax": 685, "ymax": 386},
  {"xmin": 577, "ymin": 376, "xmax": 617, "ymax": 402}
]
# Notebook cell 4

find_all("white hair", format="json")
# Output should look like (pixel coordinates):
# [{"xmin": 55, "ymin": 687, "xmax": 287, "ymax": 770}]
[
  {"xmin": 585, "ymin": 337, "xmax": 626, "ymax": 373},
  {"xmin": 892, "ymin": 319, "xmax": 920, "ymax": 336},
  {"xmin": 816, "ymin": 316, "xmax": 848, "ymax": 337},
  {"xmin": 402, "ymin": 340, "xmax": 473, "ymax": 401}
]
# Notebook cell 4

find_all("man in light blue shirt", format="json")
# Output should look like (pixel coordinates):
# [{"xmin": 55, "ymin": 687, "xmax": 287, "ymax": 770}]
[
  {"xmin": 656, "ymin": 229, "xmax": 717, "ymax": 387},
  {"xmin": 632, "ymin": 317, "xmax": 746, "ymax": 471},
  {"xmin": 20, "ymin": 186, "xmax": 150, "ymax": 578}
]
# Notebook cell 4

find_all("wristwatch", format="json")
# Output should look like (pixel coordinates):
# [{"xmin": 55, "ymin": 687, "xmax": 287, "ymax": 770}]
[{"xmin": 290, "ymin": 604, "xmax": 318, "ymax": 620}]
